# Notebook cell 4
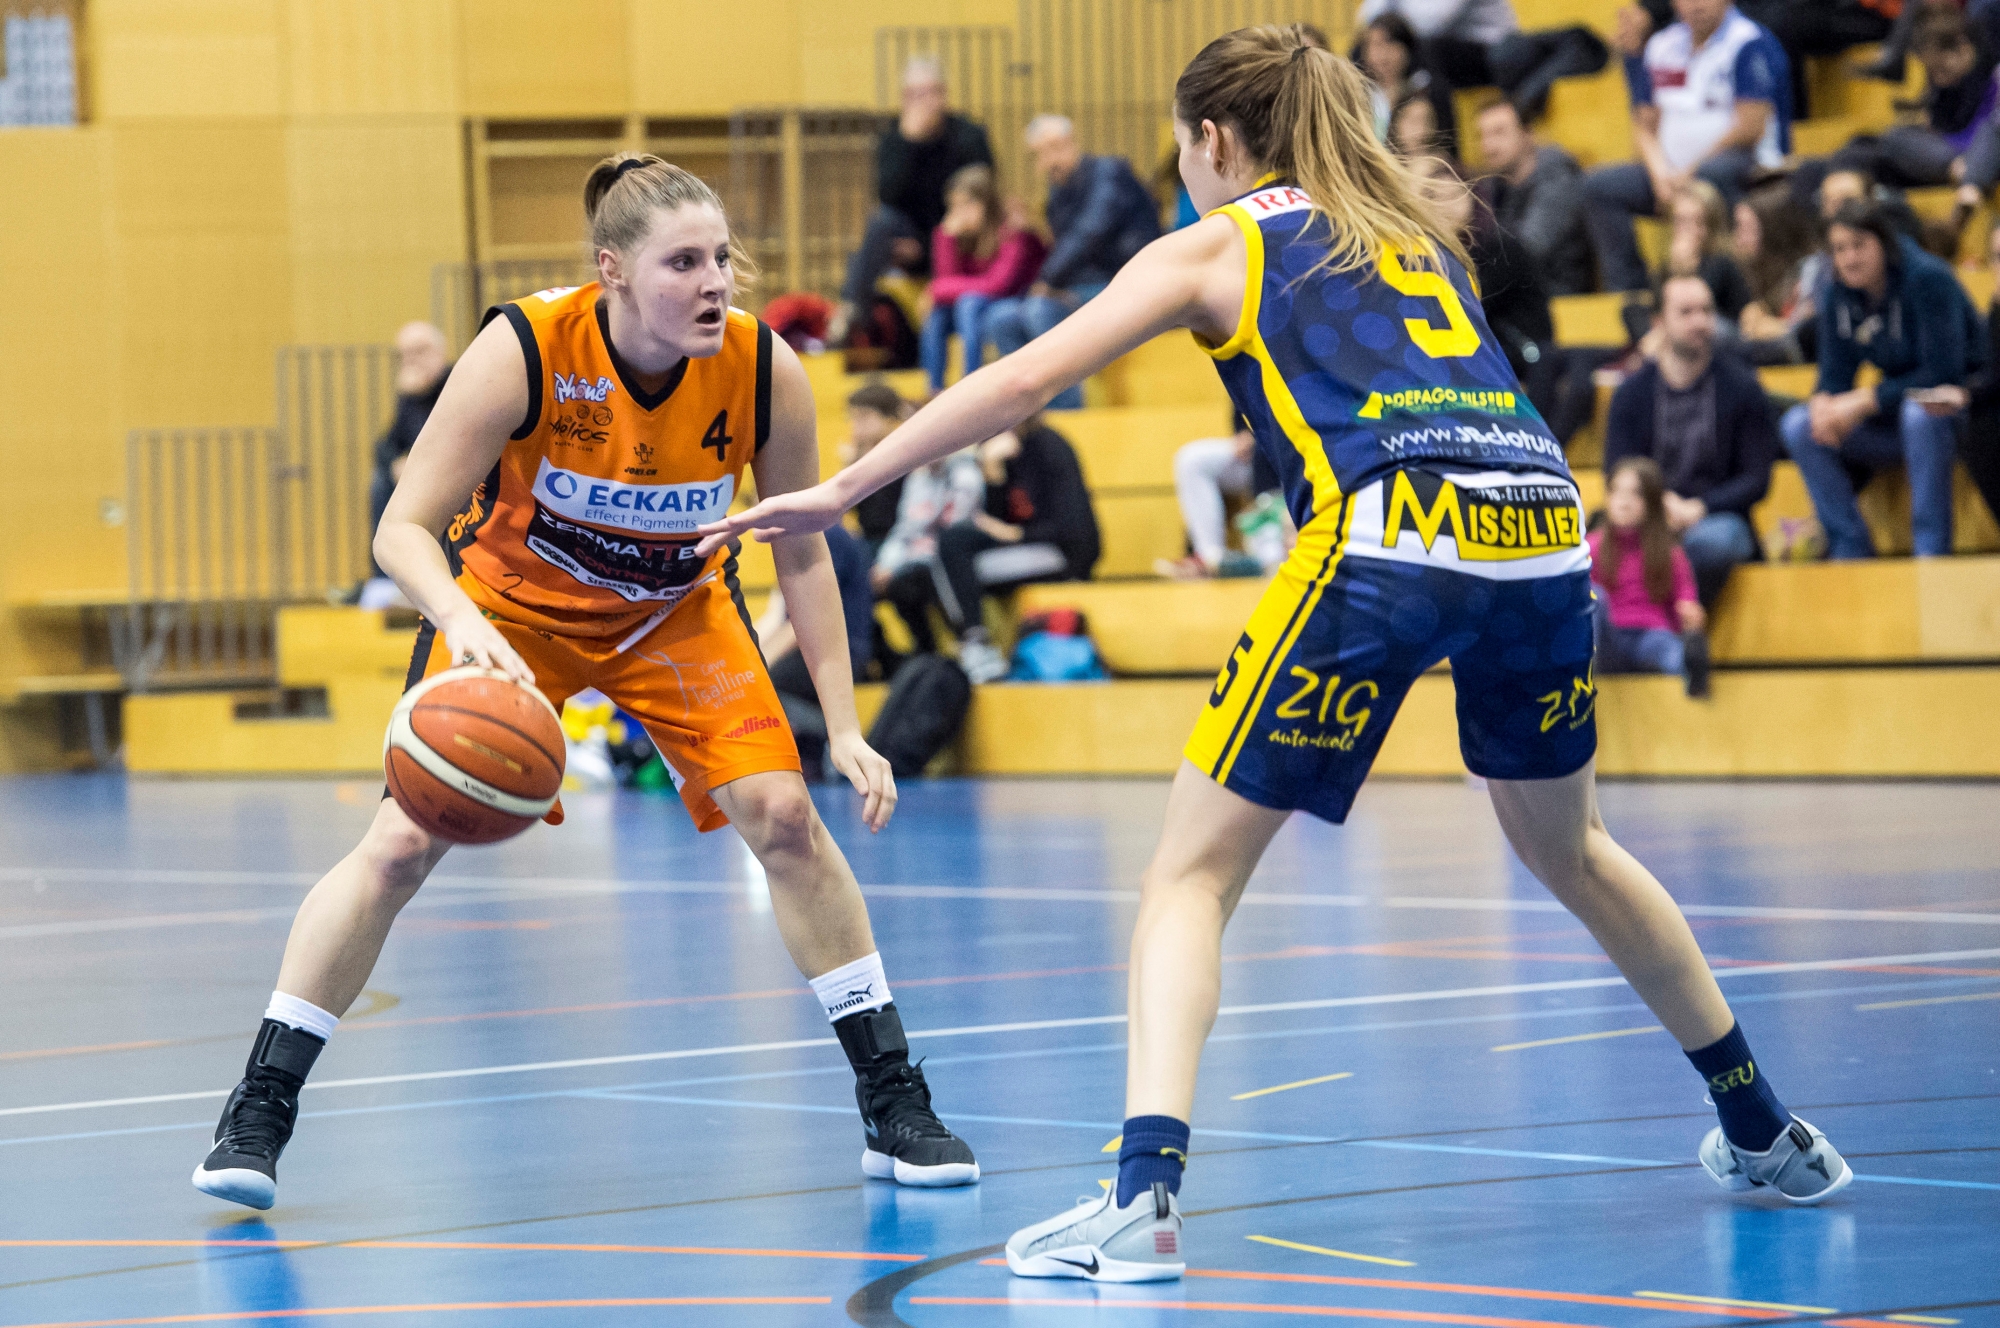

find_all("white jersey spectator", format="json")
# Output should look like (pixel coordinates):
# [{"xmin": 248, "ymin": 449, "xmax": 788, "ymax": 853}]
[
  {"xmin": 1638, "ymin": 6, "xmax": 1791, "ymax": 171},
  {"xmin": 1358, "ymin": 0, "xmax": 1517, "ymax": 45},
  {"xmin": 1584, "ymin": 1, "xmax": 1791, "ymax": 293}
]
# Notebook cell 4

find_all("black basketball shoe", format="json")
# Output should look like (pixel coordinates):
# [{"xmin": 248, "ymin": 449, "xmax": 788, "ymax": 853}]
[
  {"xmin": 191, "ymin": 1019, "xmax": 324, "ymax": 1210},
  {"xmin": 835, "ymin": 1003, "xmax": 979, "ymax": 1187}
]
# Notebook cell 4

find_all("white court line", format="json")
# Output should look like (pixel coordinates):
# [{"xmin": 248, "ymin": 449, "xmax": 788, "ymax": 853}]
[
  {"xmin": 0, "ymin": 891, "xmax": 541, "ymax": 941},
  {"xmin": 5, "ymin": 944, "xmax": 1998, "ymax": 1123}
]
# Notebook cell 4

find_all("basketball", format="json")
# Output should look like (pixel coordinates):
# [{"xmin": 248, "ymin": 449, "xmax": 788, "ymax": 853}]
[{"xmin": 382, "ymin": 666, "xmax": 565, "ymax": 845}]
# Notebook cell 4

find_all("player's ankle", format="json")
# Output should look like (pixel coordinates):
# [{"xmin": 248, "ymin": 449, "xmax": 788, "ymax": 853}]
[
  {"xmin": 243, "ymin": 1016, "xmax": 327, "ymax": 1093},
  {"xmin": 1685, "ymin": 1022, "xmax": 1791, "ymax": 1152},
  {"xmin": 1116, "ymin": 1115, "xmax": 1189, "ymax": 1206}
]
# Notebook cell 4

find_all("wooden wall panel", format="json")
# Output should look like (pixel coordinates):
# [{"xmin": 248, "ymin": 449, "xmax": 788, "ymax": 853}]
[
  {"xmin": 630, "ymin": 0, "xmax": 802, "ymax": 114},
  {"xmin": 284, "ymin": 0, "xmax": 461, "ymax": 116},
  {"xmin": 459, "ymin": 0, "xmax": 629, "ymax": 117},
  {"xmin": 286, "ymin": 116, "xmax": 467, "ymax": 341},
  {"xmin": 90, "ymin": 0, "xmax": 285, "ymax": 119},
  {"xmin": 0, "ymin": 130, "xmax": 124, "ymax": 602}
]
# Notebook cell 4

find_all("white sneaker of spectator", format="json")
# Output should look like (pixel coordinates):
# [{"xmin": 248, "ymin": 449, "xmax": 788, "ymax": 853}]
[{"xmin": 957, "ymin": 638, "xmax": 1010, "ymax": 684}]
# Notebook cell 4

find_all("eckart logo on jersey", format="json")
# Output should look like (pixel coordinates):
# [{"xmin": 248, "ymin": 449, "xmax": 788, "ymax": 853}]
[
  {"xmin": 1358, "ymin": 385, "xmax": 1523, "ymax": 421},
  {"xmin": 534, "ymin": 458, "xmax": 733, "ymax": 537},
  {"xmin": 554, "ymin": 372, "xmax": 617, "ymax": 405},
  {"xmin": 1380, "ymin": 469, "xmax": 1582, "ymax": 562}
]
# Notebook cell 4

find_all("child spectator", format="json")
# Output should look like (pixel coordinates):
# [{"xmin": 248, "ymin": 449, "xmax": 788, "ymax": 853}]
[
  {"xmin": 872, "ymin": 448, "xmax": 985, "ymax": 655},
  {"xmin": 1157, "ymin": 416, "xmax": 1284, "ymax": 580},
  {"xmin": 1780, "ymin": 199, "xmax": 1982, "ymax": 558},
  {"xmin": 1591, "ymin": 457, "xmax": 1712, "ymax": 698},
  {"xmin": 841, "ymin": 382, "xmax": 915, "ymax": 550},
  {"xmin": 919, "ymin": 165, "xmax": 1045, "ymax": 394},
  {"xmin": 888, "ymin": 421, "xmax": 1101, "ymax": 682}
]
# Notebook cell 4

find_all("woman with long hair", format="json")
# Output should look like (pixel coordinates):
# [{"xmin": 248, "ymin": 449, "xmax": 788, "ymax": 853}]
[
  {"xmin": 920, "ymin": 163, "xmax": 1046, "ymax": 393},
  {"xmin": 189, "ymin": 153, "xmax": 979, "ymax": 1213},
  {"xmin": 702, "ymin": 26, "xmax": 1851, "ymax": 1280}
]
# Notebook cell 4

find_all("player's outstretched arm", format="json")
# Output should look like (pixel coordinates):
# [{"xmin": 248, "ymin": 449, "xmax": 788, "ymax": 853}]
[
  {"xmin": 752, "ymin": 338, "xmax": 897, "ymax": 832},
  {"xmin": 694, "ymin": 216, "xmax": 1243, "ymax": 557},
  {"xmin": 375, "ymin": 316, "xmax": 536, "ymax": 686}
]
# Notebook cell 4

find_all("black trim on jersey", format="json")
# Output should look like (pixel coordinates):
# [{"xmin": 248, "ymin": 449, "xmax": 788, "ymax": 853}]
[
  {"xmin": 754, "ymin": 319, "xmax": 774, "ymax": 453},
  {"xmin": 595, "ymin": 298, "xmax": 688, "ymax": 411},
  {"xmin": 721, "ymin": 545, "xmax": 764, "ymax": 659},
  {"xmin": 402, "ymin": 618, "xmax": 438, "ymax": 694},
  {"xmin": 482, "ymin": 304, "xmax": 542, "ymax": 441}
]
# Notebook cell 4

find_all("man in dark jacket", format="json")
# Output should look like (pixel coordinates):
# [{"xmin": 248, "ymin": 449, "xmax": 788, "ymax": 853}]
[
  {"xmin": 928, "ymin": 420, "xmax": 1101, "ymax": 682},
  {"xmin": 836, "ymin": 58, "xmax": 993, "ymax": 333},
  {"xmin": 366, "ymin": 321, "xmax": 451, "ymax": 581},
  {"xmin": 1607, "ymin": 276, "xmax": 1778, "ymax": 603},
  {"xmin": 1780, "ymin": 200, "xmax": 1981, "ymax": 558},
  {"xmin": 986, "ymin": 115, "xmax": 1159, "ymax": 409},
  {"xmin": 1474, "ymin": 98, "xmax": 1594, "ymax": 297}
]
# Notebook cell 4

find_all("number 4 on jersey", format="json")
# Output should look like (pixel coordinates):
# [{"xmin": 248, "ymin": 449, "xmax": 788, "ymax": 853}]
[{"xmin": 700, "ymin": 410, "xmax": 732, "ymax": 462}]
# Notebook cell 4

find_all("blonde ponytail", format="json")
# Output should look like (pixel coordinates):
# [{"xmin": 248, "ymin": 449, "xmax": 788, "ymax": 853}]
[
  {"xmin": 1175, "ymin": 26, "xmax": 1470, "ymax": 280},
  {"xmin": 582, "ymin": 152, "xmax": 758, "ymax": 291}
]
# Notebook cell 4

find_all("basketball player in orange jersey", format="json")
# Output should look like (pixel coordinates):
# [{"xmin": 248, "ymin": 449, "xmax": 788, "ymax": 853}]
[{"xmin": 191, "ymin": 154, "xmax": 978, "ymax": 1211}]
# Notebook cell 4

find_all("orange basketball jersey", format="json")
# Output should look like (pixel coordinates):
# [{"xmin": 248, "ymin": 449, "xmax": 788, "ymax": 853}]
[{"xmin": 451, "ymin": 283, "xmax": 772, "ymax": 640}]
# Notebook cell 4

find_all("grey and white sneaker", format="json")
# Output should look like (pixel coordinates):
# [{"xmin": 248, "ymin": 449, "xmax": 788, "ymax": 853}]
[
  {"xmin": 957, "ymin": 639, "xmax": 1010, "ymax": 684},
  {"xmin": 1699, "ymin": 1117, "xmax": 1853, "ymax": 1205},
  {"xmin": 1006, "ymin": 1182, "xmax": 1184, "ymax": 1283}
]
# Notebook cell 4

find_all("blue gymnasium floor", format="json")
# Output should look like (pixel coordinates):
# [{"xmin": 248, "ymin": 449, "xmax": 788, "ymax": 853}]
[{"xmin": 0, "ymin": 774, "xmax": 1996, "ymax": 1328}]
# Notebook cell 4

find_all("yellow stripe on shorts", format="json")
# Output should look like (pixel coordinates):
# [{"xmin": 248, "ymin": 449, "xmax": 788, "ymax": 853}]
[{"xmin": 1184, "ymin": 495, "xmax": 1354, "ymax": 785}]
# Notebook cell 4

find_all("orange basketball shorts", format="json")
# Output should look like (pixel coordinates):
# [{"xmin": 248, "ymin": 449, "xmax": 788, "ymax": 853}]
[{"xmin": 405, "ymin": 573, "xmax": 800, "ymax": 832}]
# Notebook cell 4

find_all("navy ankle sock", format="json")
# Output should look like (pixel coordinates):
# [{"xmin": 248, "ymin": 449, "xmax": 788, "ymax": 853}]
[
  {"xmin": 1115, "ymin": 1115, "xmax": 1190, "ymax": 1207},
  {"xmin": 1685, "ymin": 1023, "xmax": 1791, "ymax": 1152}
]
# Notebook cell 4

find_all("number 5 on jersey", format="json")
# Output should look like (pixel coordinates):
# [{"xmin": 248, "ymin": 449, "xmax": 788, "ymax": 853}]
[{"xmin": 1378, "ymin": 245, "xmax": 1481, "ymax": 360}]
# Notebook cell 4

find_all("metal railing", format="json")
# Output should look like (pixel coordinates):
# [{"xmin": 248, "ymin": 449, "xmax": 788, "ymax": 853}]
[
  {"xmin": 728, "ymin": 108, "xmax": 887, "ymax": 302},
  {"xmin": 120, "ymin": 344, "xmax": 397, "ymax": 692}
]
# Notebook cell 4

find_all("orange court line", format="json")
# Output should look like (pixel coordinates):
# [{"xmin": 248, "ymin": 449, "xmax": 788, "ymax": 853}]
[
  {"xmin": 0, "ymin": 1039, "xmax": 179, "ymax": 1063},
  {"xmin": 912, "ymin": 1297, "xmax": 1612, "ymax": 1326},
  {"xmin": 0, "ymin": 1298, "xmax": 831, "ymax": 1328},
  {"xmin": 0, "ymin": 1238, "xmax": 921, "ymax": 1263}
]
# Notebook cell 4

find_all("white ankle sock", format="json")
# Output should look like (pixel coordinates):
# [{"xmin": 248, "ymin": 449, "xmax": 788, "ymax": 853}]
[
  {"xmin": 265, "ymin": 991, "xmax": 338, "ymax": 1043},
  {"xmin": 809, "ymin": 952, "xmax": 891, "ymax": 1023}
]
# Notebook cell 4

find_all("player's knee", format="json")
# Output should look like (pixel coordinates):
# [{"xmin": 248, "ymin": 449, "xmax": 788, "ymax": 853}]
[
  {"xmin": 739, "ymin": 783, "xmax": 818, "ymax": 862},
  {"xmin": 359, "ymin": 815, "xmax": 439, "ymax": 893}
]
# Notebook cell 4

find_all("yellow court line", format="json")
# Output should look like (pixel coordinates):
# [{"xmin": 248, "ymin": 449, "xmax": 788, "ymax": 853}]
[
  {"xmin": 1233, "ymin": 1072, "xmax": 1354, "ymax": 1101},
  {"xmin": 1858, "ymin": 990, "xmax": 2000, "ymax": 1011},
  {"xmin": 1247, "ymin": 1234, "xmax": 1416, "ymax": 1268},
  {"xmin": 1102, "ymin": 1135, "xmax": 1121, "ymax": 1153},
  {"xmin": 1492, "ymin": 1027, "xmax": 1663, "ymax": 1053},
  {"xmin": 1635, "ymin": 1292, "xmax": 1836, "ymax": 1313},
  {"xmin": 1886, "ymin": 1315, "xmax": 1961, "ymax": 1324}
]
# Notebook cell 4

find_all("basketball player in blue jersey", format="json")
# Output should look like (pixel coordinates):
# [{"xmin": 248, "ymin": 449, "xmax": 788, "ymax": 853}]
[{"xmin": 701, "ymin": 25, "xmax": 1851, "ymax": 1280}]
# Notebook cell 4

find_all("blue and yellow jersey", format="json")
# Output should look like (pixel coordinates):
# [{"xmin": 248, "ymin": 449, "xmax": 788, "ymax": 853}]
[{"xmin": 1199, "ymin": 183, "xmax": 1570, "ymax": 533}]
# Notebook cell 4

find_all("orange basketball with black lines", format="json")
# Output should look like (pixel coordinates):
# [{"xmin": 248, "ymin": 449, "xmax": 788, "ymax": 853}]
[{"xmin": 383, "ymin": 666, "xmax": 566, "ymax": 845}]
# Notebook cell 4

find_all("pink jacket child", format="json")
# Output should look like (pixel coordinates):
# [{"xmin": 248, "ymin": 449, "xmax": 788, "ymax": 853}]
[
  {"xmin": 1587, "ymin": 526, "xmax": 1698, "ymax": 634},
  {"xmin": 929, "ymin": 224, "xmax": 1046, "ymax": 305}
]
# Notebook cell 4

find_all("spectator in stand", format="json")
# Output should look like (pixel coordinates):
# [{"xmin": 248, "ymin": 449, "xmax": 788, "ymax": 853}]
[
  {"xmin": 1606, "ymin": 275, "xmax": 1779, "ymax": 604},
  {"xmin": 1590, "ymin": 456, "xmax": 1713, "ymax": 697},
  {"xmin": 1623, "ymin": 0, "xmax": 1889, "ymax": 120},
  {"xmin": 1781, "ymin": 199, "xmax": 1981, "ymax": 558},
  {"xmin": 1660, "ymin": 180, "xmax": 1757, "ymax": 328},
  {"xmin": 833, "ymin": 57, "xmax": 993, "ymax": 345},
  {"xmin": 1732, "ymin": 182, "xmax": 1818, "ymax": 364},
  {"xmin": 362, "ymin": 321, "xmax": 451, "ymax": 595},
  {"xmin": 886, "ymin": 422, "xmax": 1100, "ymax": 682},
  {"xmin": 1825, "ymin": 2, "xmax": 2000, "ymax": 213},
  {"xmin": 1358, "ymin": 0, "xmax": 1609, "ymax": 151},
  {"xmin": 842, "ymin": 381, "xmax": 915, "ymax": 551},
  {"xmin": 1353, "ymin": 13, "xmax": 1433, "ymax": 142},
  {"xmin": 919, "ymin": 165, "xmax": 1045, "ymax": 394},
  {"xmin": 755, "ymin": 523, "xmax": 878, "ymax": 780},
  {"xmin": 985, "ymin": 116, "xmax": 1161, "ymax": 410},
  {"xmin": 872, "ymin": 446, "xmax": 985, "ymax": 655},
  {"xmin": 1389, "ymin": 93, "xmax": 1448, "ymax": 162},
  {"xmin": 1587, "ymin": 0, "xmax": 1792, "ymax": 294},
  {"xmin": 1902, "ymin": 216, "xmax": 2000, "ymax": 529},
  {"xmin": 1156, "ymin": 415, "xmax": 1286, "ymax": 580},
  {"xmin": 1474, "ymin": 98, "xmax": 1594, "ymax": 297}
]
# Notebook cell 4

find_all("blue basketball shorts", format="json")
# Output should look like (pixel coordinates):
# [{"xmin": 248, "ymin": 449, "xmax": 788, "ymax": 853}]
[{"xmin": 1184, "ymin": 466, "xmax": 1598, "ymax": 824}]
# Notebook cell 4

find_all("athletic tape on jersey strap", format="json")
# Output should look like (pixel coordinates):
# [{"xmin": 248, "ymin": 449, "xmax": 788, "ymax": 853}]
[{"xmin": 384, "ymin": 667, "xmax": 561, "ymax": 819}]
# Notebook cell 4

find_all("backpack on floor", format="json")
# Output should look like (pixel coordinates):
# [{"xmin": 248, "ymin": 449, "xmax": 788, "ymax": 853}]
[{"xmin": 867, "ymin": 654, "xmax": 972, "ymax": 777}]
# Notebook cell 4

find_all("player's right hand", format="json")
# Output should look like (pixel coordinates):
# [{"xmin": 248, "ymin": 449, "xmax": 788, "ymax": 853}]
[{"xmin": 440, "ymin": 611, "xmax": 535, "ymax": 688}]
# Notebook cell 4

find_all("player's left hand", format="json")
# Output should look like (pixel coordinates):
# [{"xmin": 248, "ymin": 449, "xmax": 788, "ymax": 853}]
[
  {"xmin": 829, "ymin": 729, "xmax": 898, "ymax": 832},
  {"xmin": 694, "ymin": 482, "xmax": 844, "ymax": 557}
]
